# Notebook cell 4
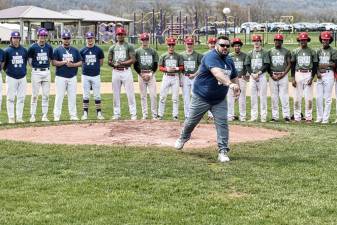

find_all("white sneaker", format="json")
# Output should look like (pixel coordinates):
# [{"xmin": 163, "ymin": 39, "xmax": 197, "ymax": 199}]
[
  {"xmin": 97, "ymin": 112, "xmax": 104, "ymax": 120},
  {"xmin": 315, "ymin": 119, "xmax": 322, "ymax": 123},
  {"xmin": 174, "ymin": 138, "xmax": 188, "ymax": 150},
  {"xmin": 227, "ymin": 117, "xmax": 234, "ymax": 122},
  {"xmin": 142, "ymin": 115, "xmax": 147, "ymax": 120},
  {"xmin": 41, "ymin": 114, "xmax": 49, "ymax": 122},
  {"xmin": 248, "ymin": 118, "xmax": 257, "ymax": 122},
  {"xmin": 112, "ymin": 115, "xmax": 120, "ymax": 120},
  {"xmin": 70, "ymin": 116, "xmax": 79, "ymax": 121},
  {"xmin": 81, "ymin": 112, "xmax": 88, "ymax": 120},
  {"xmin": 218, "ymin": 151, "xmax": 230, "ymax": 162},
  {"xmin": 322, "ymin": 120, "xmax": 329, "ymax": 124},
  {"xmin": 16, "ymin": 118, "xmax": 24, "ymax": 123},
  {"xmin": 240, "ymin": 118, "xmax": 246, "ymax": 122},
  {"xmin": 29, "ymin": 115, "xmax": 36, "ymax": 123},
  {"xmin": 131, "ymin": 115, "xmax": 137, "ymax": 120},
  {"xmin": 261, "ymin": 119, "xmax": 267, "ymax": 123},
  {"xmin": 54, "ymin": 116, "xmax": 60, "ymax": 122},
  {"xmin": 8, "ymin": 118, "xmax": 15, "ymax": 124}
]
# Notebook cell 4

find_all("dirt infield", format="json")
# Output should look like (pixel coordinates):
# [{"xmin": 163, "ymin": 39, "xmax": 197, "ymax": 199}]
[{"xmin": 0, "ymin": 121, "xmax": 288, "ymax": 148}]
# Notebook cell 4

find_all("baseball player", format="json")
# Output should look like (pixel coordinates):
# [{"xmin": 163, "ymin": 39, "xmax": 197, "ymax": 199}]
[
  {"xmin": 228, "ymin": 37, "xmax": 248, "ymax": 122},
  {"xmin": 108, "ymin": 27, "xmax": 137, "ymax": 120},
  {"xmin": 316, "ymin": 31, "xmax": 337, "ymax": 124},
  {"xmin": 291, "ymin": 32, "xmax": 318, "ymax": 123},
  {"xmin": 180, "ymin": 36, "xmax": 203, "ymax": 119},
  {"xmin": 52, "ymin": 31, "xmax": 82, "ymax": 121},
  {"xmin": 206, "ymin": 37, "xmax": 217, "ymax": 120},
  {"xmin": 244, "ymin": 34, "xmax": 270, "ymax": 122},
  {"xmin": 134, "ymin": 33, "xmax": 159, "ymax": 120},
  {"xmin": 80, "ymin": 32, "xmax": 105, "ymax": 120},
  {"xmin": 0, "ymin": 47, "xmax": 5, "ymax": 123},
  {"xmin": 158, "ymin": 37, "xmax": 184, "ymax": 120},
  {"xmin": 3, "ymin": 32, "xmax": 28, "ymax": 123},
  {"xmin": 268, "ymin": 34, "xmax": 291, "ymax": 122},
  {"xmin": 27, "ymin": 28, "xmax": 53, "ymax": 122}
]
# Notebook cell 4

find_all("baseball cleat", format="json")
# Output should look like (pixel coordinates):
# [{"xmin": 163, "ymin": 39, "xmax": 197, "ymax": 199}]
[
  {"xmin": 16, "ymin": 118, "xmax": 25, "ymax": 123},
  {"xmin": 97, "ymin": 112, "xmax": 104, "ymax": 120},
  {"xmin": 54, "ymin": 116, "xmax": 60, "ymax": 122},
  {"xmin": 29, "ymin": 115, "xmax": 36, "ymax": 123},
  {"xmin": 284, "ymin": 117, "xmax": 291, "ymax": 123},
  {"xmin": 218, "ymin": 151, "xmax": 230, "ymax": 162},
  {"xmin": 41, "ymin": 114, "xmax": 49, "ymax": 122},
  {"xmin": 173, "ymin": 116, "xmax": 178, "ymax": 121},
  {"xmin": 131, "ymin": 115, "xmax": 137, "ymax": 120},
  {"xmin": 112, "ymin": 115, "xmax": 120, "ymax": 120},
  {"xmin": 248, "ymin": 118, "xmax": 257, "ymax": 122},
  {"xmin": 70, "ymin": 116, "xmax": 79, "ymax": 121},
  {"xmin": 8, "ymin": 118, "xmax": 15, "ymax": 124},
  {"xmin": 174, "ymin": 138, "xmax": 188, "ymax": 150},
  {"xmin": 322, "ymin": 120, "xmax": 329, "ymax": 124},
  {"xmin": 81, "ymin": 112, "xmax": 88, "ymax": 120}
]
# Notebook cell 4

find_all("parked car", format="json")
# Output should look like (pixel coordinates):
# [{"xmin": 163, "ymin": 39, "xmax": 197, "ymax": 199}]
[
  {"xmin": 240, "ymin": 22, "xmax": 265, "ymax": 33},
  {"xmin": 293, "ymin": 23, "xmax": 306, "ymax": 32},
  {"xmin": 198, "ymin": 26, "xmax": 217, "ymax": 35},
  {"xmin": 217, "ymin": 28, "xmax": 231, "ymax": 35},
  {"xmin": 320, "ymin": 22, "xmax": 337, "ymax": 31},
  {"xmin": 268, "ymin": 22, "xmax": 292, "ymax": 32}
]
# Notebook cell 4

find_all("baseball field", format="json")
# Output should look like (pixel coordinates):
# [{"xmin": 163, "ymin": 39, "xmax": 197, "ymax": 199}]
[{"xmin": 1, "ymin": 34, "xmax": 337, "ymax": 224}]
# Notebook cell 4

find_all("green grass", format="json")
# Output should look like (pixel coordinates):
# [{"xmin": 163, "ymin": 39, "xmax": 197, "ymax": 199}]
[{"xmin": 0, "ymin": 93, "xmax": 337, "ymax": 224}]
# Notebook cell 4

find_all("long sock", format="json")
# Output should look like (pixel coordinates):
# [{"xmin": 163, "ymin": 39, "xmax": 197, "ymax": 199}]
[
  {"xmin": 95, "ymin": 99, "xmax": 102, "ymax": 114},
  {"xmin": 83, "ymin": 99, "xmax": 89, "ymax": 113}
]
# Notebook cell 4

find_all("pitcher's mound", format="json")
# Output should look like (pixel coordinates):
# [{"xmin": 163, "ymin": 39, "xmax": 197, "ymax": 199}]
[{"xmin": 0, "ymin": 120, "xmax": 287, "ymax": 148}]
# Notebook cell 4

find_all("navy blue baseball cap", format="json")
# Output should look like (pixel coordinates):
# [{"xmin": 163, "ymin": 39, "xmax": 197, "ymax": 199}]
[
  {"xmin": 85, "ymin": 32, "xmax": 95, "ymax": 39},
  {"xmin": 61, "ymin": 31, "xmax": 71, "ymax": 39},
  {"xmin": 11, "ymin": 31, "xmax": 21, "ymax": 38}
]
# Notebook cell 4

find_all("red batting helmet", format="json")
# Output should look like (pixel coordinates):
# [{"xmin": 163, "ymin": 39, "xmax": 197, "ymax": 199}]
[
  {"xmin": 208, "ymin": 37, "xmax": 217, "ymax": 44},
  {"xmin": 252, "ymin": 34, "xmax": 262, "ymax": 42},
  {"xmin": 184, "ymin": 36, "xmax": 194, "ymax": 45},
  {"xmin": 231, "ymin": 37, "xmax": 243, "ymax": 47},
  {"xmin": 319, "ymin": 31, "xmax": 333, "ymax": 44},
  {"xmin": 139, "ymin": 33, "xmax": 150, "ymax": 41},
  {"xmin": 297, "ymin": 32, "xmax": 311, "ymax": 42},
  {"xmin": 166, "ymin": 36, "xmax": 176, "ymax": 45},
  {"xmin": 274, "ymin": 33, "xmax": 284, "ymax": 41},
  {"xmin": 116, "ymin": 27, "xmax": 126, "ymax": 35}
]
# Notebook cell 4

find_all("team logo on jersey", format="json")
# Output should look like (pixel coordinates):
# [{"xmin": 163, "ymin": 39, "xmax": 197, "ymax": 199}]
[
  {"xmin": 37, "ymin": 52, "xmax": 48, "ymax": 64},
  {"xmin": 140, "ymin": 55, "xmax": 153, "ymax": 66},
  {"xmin": 184, "ymin": 60, "xmax": 196, "ymax": 71},
  {"xmin": 234, "ymin": 60, "xmax": 243, "ymax": 71},
  {"xmin": 251, "ymin": 58, "xmax": 263, "ymax": 70},
  {"xmin": 12, "ymin": 55, "xmax": 23, "ymax": 67},
  {"xmin": 298, "ymin": 54, "xmax": 310, "ymax": 66},
  {"xmin": 85, "ymin": 54, "xmax": 97, "ymax": 66},
  {"xmin": 114, "ymin": 46, "xmax": 126, "ymax": 61},
  {"xmin": 319, "ymin": 51, "xmax": 330, "ymax": 64},
  {"xmin": 166, "ymin": 59, "xmax": 177, "ymax": 67},
  {"xmin": 272, "ymin": 55, "xmax": 285, "ymax": 66},
  {"xmin": 62, "ymin": 53, "xmax": 73, "ymax": 62}
]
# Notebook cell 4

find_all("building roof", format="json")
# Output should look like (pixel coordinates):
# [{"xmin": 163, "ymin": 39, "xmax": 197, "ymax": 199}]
[
  {"xmin": 0, "ymin": 5, "xmax": 80, "ymax": 22},
  {"xmin": 63, "ymin": 10, "xmax": 132, "ymax": 23}
]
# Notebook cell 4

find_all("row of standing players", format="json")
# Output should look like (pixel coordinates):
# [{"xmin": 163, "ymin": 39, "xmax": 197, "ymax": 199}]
[{"xmin": 0, "ymin": 27, "xmax": 337, "ymax": 124}]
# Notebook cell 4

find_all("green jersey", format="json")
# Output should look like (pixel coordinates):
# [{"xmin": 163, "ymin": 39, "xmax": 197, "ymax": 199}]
[
  {"xmin": 229, "ymin": 51, "xmax": 247, "ymax": 76},
  {"xmin": 316, "ymin": 47, "xmax": 337, "ymax": 70},
  {"xmin": 159, "ymin": 52, "xmax": 184, "ymax": 74},
  {"xmin": 180, "ymin": 50, "xmax": 203, "ymax": 74},
  {"xmin": 135, "ymin": 47, "xmax": 159, "ymax": 71},
  {"xmin": 244, "ymin": 49, "xmax": 270, "ymax": 73},
  {"xmin": 268, "ymin": 47, "xmax": 291, "ymax": 72},
  {"xmin": 291, "ymin": 47, "xmax": 318, "ymax": 70},
  {"xmin": 108, "ymin": 42, "xmax": 135, "ymax": 64}
]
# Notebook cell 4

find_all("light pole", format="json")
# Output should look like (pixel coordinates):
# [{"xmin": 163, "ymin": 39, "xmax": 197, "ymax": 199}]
[{"xmin": 223, "ymin": 7, "xmax": 231, "ymax": 36}]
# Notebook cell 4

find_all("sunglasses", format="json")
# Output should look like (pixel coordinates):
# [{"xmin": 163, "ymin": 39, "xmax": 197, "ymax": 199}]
[{"xmin": 218, "ymin": 43, "xmax": 230, "ymax": 48}]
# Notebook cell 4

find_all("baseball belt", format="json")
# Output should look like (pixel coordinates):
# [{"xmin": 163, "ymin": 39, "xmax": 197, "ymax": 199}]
[
  {"xmin": 33, "ymin": 68, "xmax": 49, "ymax": 71},
  {"xmin": 296, "ymin": 69, "xmax": 311, "ymax": 73}
]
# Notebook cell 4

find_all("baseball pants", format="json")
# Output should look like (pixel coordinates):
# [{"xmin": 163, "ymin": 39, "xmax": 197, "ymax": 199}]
[
  {"xmin": 112, "ymin": 68, "xmax": 137, "ymax": 119},
  {"xmin": 53, "ymin": 76, "xmax": 77, "ymax": 118},
  {"xmin": 182, "ymin": 75, "xmax": 194, "ymax": 119},
  {"xmin": 269, "ymin": 75, "xmax": 290, "ymax": 120},
  {"xmin": 30, "ymin": 69, "xmax": 51, "ymax": 116},
  {"xmin": 158, "ymin": 74, "xmax": 180, "ymax": 118},
  {"xmin": 82, "ymin": 74, "xmax": 101, "ymax": 101},
  {"xmin": 6, "ymin": 76, "xmax": 27, "ymax": 120},
  {"xmin": 316, "ymin": 70, "xmax": 334, "ymax": 123},
  {"xmin": 138, "ymin": 73, "xmax": 157, "ymax": 119},
  {"xmin": 250, "ymin": 73, "xmax": 268, "ymax": 121},
  {"xmin": 227, "ymin": 77, "xmax": 247, "ymax": 121},
  {"xmin": 179, "ymin": 94, "xmax": 229, "ymax": 153},
  {"xmin": 294, "ymin": 71, "xmax": 313, "ymax": 121}
]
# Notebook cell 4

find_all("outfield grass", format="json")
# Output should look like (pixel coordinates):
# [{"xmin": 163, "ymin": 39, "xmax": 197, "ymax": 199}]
[{"xmin": 0, "ymin": 94, "xmax": 337, "ymax": 225}]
